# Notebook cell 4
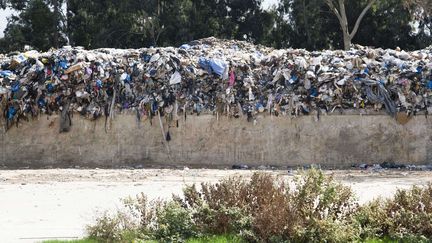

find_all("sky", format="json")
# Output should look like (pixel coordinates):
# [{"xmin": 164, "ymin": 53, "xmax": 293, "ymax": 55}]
[{"xmin": 0, "ymin": 0, "xmax": 280, "ymax": 38}]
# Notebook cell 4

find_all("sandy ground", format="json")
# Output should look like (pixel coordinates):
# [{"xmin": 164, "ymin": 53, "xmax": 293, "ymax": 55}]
[{"xmin": 0, "ymin": 169, "xmax": 431, "ymax": 243}]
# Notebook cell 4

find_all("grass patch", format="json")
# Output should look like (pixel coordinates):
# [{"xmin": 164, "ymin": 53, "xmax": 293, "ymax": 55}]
[
  {"xmin": 43, "ymin": 239, "xmax": 98, "ymax": 243},
  {"xmin": 363, "ymin": 237, "xmax": 397, "ymax": 243},
  {"xmin": 186, "ymin": 235, "xmax": 245, "ymax": 243}
]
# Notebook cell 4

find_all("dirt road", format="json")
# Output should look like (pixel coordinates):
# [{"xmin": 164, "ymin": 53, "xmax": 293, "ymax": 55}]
[{"xmin": 0, "ymin": 169, "xmax": 431, "ymax": 242}]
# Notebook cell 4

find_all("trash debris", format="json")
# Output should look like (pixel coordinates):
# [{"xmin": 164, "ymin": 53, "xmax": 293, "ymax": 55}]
[
  {"xmin": 232, "ymin": 164, "xmax": 249, "ymax": 170},
  {"xmin": 368, "ymin": 164, "xmax": 384, "ymax": 172},
  {"xmin": 257, "ymin": 165, "xmax": 269, "ymax": 170},
  {"xmin": 359, "ymin": 163, "xmax": 368, "ymax": 169},
  {"xmin": 380, "ymin": 161, "xmax": 406, "ymax": 169},
  {"xmin": 1, "ymin": 37, "xmax": 432, "ymax": 132}
]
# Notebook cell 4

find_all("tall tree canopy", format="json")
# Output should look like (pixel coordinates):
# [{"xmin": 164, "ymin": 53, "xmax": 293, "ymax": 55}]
[
  {"xmin": 0, "ymin": 0, "xmax": 65, "ymax": 51},
  {"xmin": 271, "ymin": 0, "xmax": 430, "ymax": 50},
  {"xmin": 0, "ymin": 0, "xmax": 430, "ymax": 52}
]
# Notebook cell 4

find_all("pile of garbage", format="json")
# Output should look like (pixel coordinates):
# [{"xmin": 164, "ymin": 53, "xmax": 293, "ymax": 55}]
[{"xmin": 1, "ymin": 37, "xmax": 432, "ymax": 132}]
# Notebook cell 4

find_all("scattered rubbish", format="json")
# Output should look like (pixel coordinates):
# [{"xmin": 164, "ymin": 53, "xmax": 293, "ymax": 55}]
[
  {"xmin": 1, "ymin": 37, "xmax": 431, "ymax": 133},
  {"xmin": 380, "ymin": 161, "xmax": 406, "ymax": 169},
  {"xmin": 232, "ymin": 164, "xmax": 249, "ymax": 170},
  {"xmin": 133, "ymin": 164, "xmax": 144, "ymax": 169},
  {"xmin": 257, "ymin": 165, "xmax": 269, "ymax": 170},
  {"xmin": 303, "ymin": 164, "xmax": 321, "ymax": 170},
  {"xmin": 359, "ymin": 163, "xmax": 368, "ymax": 169},
  {"xmin": 406, "ymin": 164, "xmax": 432, "ymax": 171},
  {"xmin": 368, "ymin": 164, "xmax": 384, "ymax": 172}
]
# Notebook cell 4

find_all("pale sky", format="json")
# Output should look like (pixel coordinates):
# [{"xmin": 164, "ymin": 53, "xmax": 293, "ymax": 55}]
[{"xmin": 0, "ymin": 0, "xmax": 279, "ymax": 38}]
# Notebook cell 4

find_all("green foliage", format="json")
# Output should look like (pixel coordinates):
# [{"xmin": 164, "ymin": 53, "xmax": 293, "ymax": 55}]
[
  {"xmin": 42, "ymin": 239, "xmax": 98, "ymax": 243},
  {"xmin": 86, "ymin": 211, "xmax": 142, "ymax": 243},
  {"xmin": 185, "ymin": 234, "xmax": 246, "ymax": 243},
  {"xmin": 65, "ymin": 0, "xmax": 276, "ymax": 49},
  {"xmin": 0, "ymin": 0, "xmax": 65, "ymax": 52},
  {"xmin": 153, "ymin": 201, "xmax": 198, "ymax": 243},
  {"xmin": 179, "ymin": 169, "xmax": 359, "ymax": 242},
  {"xmin": 356, "ymin": 183, "xmax": 432, "ymax": 242},
  {"xmin": 271, "ymin": 0, "xmax": 432, "ymax": 50},
  {"xmin": 0, "ymin": 0, "xmax": 431, "ymax": 52},
  {"xmin": 86, "ymin": 171, "xmax": 432, "ymax": 243},
  {"xmin": 290, "ymin": 169, "xmax": 359, "ymax": 242}
]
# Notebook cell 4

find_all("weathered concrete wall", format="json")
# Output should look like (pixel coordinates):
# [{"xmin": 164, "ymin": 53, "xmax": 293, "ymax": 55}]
[{"xmin": 1, "ymin": 114, "xmax": 431, "ymax": 168}]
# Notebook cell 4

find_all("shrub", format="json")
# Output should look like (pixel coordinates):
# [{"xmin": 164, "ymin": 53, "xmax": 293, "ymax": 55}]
[
  {"xmin": 153, "ymin": 201, "xmax": 198, "ymax": 243},
  {"xmin": 185, "ymin": 234, "xmax": 246, "ymax": 243},
  {"xmin": 86, "ymin": 211, "xmax": 138, "ymax": 243},
  {"xmin": 181, "ymin": 169, "xmax": 359, "ymax": 242},
  {"xmin": 86, "ymin": 171, "xmax": 432, "ymax": 242},
  {"xmin": 356, "ymin": 183, "xmax": 432, "ymax": 241},
  {"xmin": 87, "ymin": 193, "xmax": 160, "ymax": 243},
  {"xmin": 291, "ymin": 169, "xmax": 359, "ymax": 242}
]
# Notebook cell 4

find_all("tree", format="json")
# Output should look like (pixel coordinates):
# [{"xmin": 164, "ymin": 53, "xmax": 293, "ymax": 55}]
[
  {"xmin": 0, "ymin": 0, "xmax": 65, "ymax": 51},
  {"xmin": 1, "ymin": 0, "xmax": 65, "ymax": 51},
  {"xmin": 405, "ymin": 0, "xmax": 432, "ymax": 17},
  {"xmin": 324, "ymin": 0, "xmax": 377, "ymax": 50},
  {"xmin": 67, "ymin": 0, "xmax": 149, "ymax": 48},
  {"xmin": 47, "ymin": 0, "xmax": 64, "ymax": 47},
  {"xmin": 354, "ymin": 0, "xmax": 423, "ymax": 50},
  {"xmin": 403, "ymin": 0, "xmax": 432, "ymax": 49},
  {"xmin": 271, "ymin": 0, "xmax": 349, "ymax": 50}
]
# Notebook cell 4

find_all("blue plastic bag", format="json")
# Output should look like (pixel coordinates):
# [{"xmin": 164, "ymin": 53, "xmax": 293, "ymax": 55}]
[
  {"xmin": 7, "ymin": 106, "xmax": 16, "ymax": 120},
  {"xmin": 198, "ymin": 57, "xmax": 211, "ymax": 73},
  {"xmin": 46, "ymin": 83, "xmax": 54, "ymax": 92},
  {"xmin": 59, "ymin": 61, "xmax": 69, "ymax": 69},
  {"xmin": 427, "ymin": 80, "xmax": 432, "ymax": 90},
  {"xmin": 0, "ymin": 70, "xmax": 13, "ymax": 77},
  {"xmin": 209, "ymin": 59, "xmax": 227, "ymax": 77},
  {"xmin": 96, "ymin": 79, "xmax": 103, "ymax": 88},
  {"xmin": 38, "ymin": 97, "xmax": 46, "ymax": 108},
  {"xmin": 11, "ymin": 83, "xmax": 20, "ymax": 92},
  {"xmin": 179, "ymin": 44, "xmax": 191, "ymax": 50}
]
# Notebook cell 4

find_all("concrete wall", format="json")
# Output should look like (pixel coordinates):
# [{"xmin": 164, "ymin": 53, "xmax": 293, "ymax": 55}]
[{"xmin": 1, "ymin": 113, "xmax": 431, "ymax": 169}]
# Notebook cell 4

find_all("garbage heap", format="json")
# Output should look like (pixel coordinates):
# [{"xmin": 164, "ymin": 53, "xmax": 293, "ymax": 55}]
[{"xmin": 0, "ymin": 37, "xmax": 431, "ymax": 132}]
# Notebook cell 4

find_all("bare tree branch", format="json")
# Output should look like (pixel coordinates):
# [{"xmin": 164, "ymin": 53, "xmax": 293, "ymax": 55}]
[
  {"xmin": 338, "ymin": 0, "xmax": 349, "ymax": 31},
  {"xmin": 349, "ymin": 0, "xmax": 377, "ymax": 39},
  {"xmin": 324, "ymin": 0, "xmax": 343, "ymax": 23},
  {"xmin": 324, "ymin": 0, "xmax": 378, "ymax": 50}
]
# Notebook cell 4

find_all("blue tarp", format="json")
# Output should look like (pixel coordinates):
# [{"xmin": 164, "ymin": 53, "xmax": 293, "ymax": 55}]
[
  {"xmin": 209, "ymin": 59, "xmax": 227, "ymax": 77},
  {"xmin": 199, "ymin": 57, "xmax": 227, "ymax": 77},
  {"xmin": 198, "ymin": 57, "xmax": 211, "ymax": 73}
]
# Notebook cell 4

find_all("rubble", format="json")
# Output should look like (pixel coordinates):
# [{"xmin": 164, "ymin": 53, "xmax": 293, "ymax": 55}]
[{"xmin": 1, "ymin": 37, "xmax": 432, "ymax": 132}]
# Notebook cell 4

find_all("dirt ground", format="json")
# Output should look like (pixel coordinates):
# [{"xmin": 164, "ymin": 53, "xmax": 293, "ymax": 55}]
[{"xmin": 0, "ymin": 169, "xmax": 431, "ymax": 243}]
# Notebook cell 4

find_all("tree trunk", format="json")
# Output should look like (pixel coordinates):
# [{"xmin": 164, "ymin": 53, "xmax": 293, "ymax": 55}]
[
  {"xmin": 324, "ymin": 0, "xmax": 376, "ymax": 51},
  {"xmin": 302, "ymin": 0, "xmax": 312, "ymax": 48},
  {"xmin": 53, "ymin": 0, "xmax": 60, "ymax": 48},
  {"xmin": 343, "ymin": 30, "xmax": 351, "ymax": 50}
]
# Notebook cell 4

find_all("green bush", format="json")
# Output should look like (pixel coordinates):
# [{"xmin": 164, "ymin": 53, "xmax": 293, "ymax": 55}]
[
  {"xmin": 180, "ymin": 169, "xmax": 359, "ymax": 242},
  {"xmin": 291, "ymin": 169, "xmax": 359, "ymax": 242},
  {"xmin": 86, "ymin": 170, "xmax": 432, "ymax": 242},
  {"xmin": 87, "ymin": 193, "xmax": 159, "ymax": 243},
  {"xmin": 356, "ymin": 183, "xmax": 432, "ymax": 241},
  {"xmin": 86, "ymin": 211, "xmax": 139, "ymax": 243},
  {"xmin": 185, "ymin": 234, "xmax": 246, "ymax": 243},
  {"xmin": 153, "ymin": 201, "xmax": 198, "ymax": 243}
]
